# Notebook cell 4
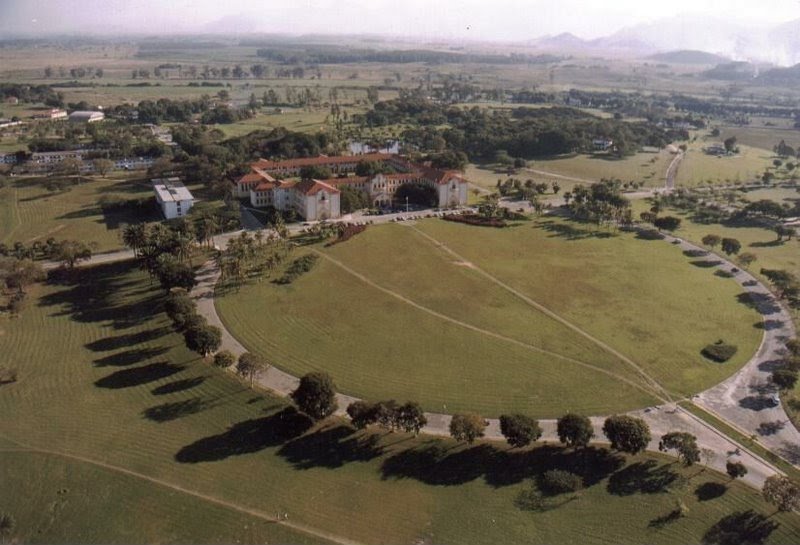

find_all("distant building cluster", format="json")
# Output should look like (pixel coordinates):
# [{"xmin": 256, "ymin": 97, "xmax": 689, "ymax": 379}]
[{"xmin": 234, "ymin": 153, "xmax": 469, "ymax": 221}]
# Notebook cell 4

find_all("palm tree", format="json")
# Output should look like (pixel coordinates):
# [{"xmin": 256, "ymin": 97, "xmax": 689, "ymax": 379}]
[{"xmin": 121, "ymin": 223, "xmax": 148, "ymax": 258}]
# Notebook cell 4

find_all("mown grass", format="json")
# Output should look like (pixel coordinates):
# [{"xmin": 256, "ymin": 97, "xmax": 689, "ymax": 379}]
[
  {"xmin": 0, "ymin": 174, "xmax": 160, "ymax": 252},
  {"xmin": 218, "ymin": 218, "xmax": 761, "ymax": 416},
  {"xmin": 675, "ymin": 141, "xmax": 774, "ymax": 187},
  {"xmin": 0, "ymin": 260, "xmax": 798, "ymax": 544}
]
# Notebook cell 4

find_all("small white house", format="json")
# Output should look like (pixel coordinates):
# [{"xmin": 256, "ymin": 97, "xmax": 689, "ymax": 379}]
[{"xmin": 152, "ymin": 178, "xmax": 195, "ymax": 219}]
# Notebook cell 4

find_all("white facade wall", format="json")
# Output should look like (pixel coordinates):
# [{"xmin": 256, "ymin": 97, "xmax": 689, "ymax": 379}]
[{"xmin": 159, "ymin": 198, "xmax": 193, "ymax": 219}]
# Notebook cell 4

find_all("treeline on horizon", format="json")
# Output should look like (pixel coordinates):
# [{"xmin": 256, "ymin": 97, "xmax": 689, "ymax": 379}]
[{"xmin": 254, "ymin": 47, "xmax": 563, "ymax": 66}]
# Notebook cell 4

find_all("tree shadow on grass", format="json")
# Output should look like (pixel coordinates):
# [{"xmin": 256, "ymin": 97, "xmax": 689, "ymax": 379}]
[
  {"xmin": 750, "ymin": 240, "xmax": 785, "ymax": 248},
  {"xmin": 695, "ymin": 481, "xmax": 727, "ymax": 501},
  {"xmin": 649, "ymin": 508, "xmax": 684, "ymax": 528},
  {"xmin": 95, "ymin": 362, "xmax": 185, "ymax": 389},
  {"xmin": 739, "ymin": 396, "xmax": 777, "ymax": 411},
  {"xmin": 690, "ymin": 259, "xmax": 723, "ymax": 268},
  {"xmin": 276, "ymin": 425, "xmax": 384, "ymax": 470},
  {"xmin": 606, "ymin": 460, "xmax": 680, "ymax": 496},
  {"xmin": 93, "ymin": 346, "xmax": 170, "ymax": 367},
  {"xmin": 534, "ymin": 220, "xmax": 616, "ymax": 241},
  {"xmin": 736, "ymin": 292, "xmax": 781, "ymax": 315},
  {"xmin": 174, "ymin": 407, "xmax": 313, "ymax": 464},
  {"xmin": 754, "ymin": 320, "xmax": 784, "ymax": 331},
  {"xmin": 85, "ymin": 327, "xmax": 171, "ymax": 352},
  {"xmin": 380, "ymin": 443, "xmax": 622, "ymax": 489},
  {"xmin": 702, "ymin": 510, "xmax": 779, "ymax": 545},
  {"xmin": 151, "ymin": 376, "xmax": 207, "ymax": 395},
  {"xmin": 39, "ymin": 261, "xmax": 157, "ymax": 330},
  {"xmin": 142, "ymin": 397, "xmax": 214, "ymax": 422}
]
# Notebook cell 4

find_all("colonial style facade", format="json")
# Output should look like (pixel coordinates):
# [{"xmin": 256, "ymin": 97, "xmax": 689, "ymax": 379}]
[{"xmin": 234, "ymin": 154, "xmax": 468, "ymax": 221}]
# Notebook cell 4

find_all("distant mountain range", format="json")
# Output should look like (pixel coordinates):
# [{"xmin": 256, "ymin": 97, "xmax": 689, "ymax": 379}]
[{"xmin": 527, "ymin": 15, "xmax": 800, "ymax": 66}]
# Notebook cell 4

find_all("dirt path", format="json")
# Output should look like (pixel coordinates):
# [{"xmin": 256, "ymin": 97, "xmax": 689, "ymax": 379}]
[
  {"xmin": 0, "ymin": 437, "xmax": 359, "ymax": 545},
  {"xmin": 312, "ymin": 249, "xmax": 663, "ymax": 401},
  {"xmin": 405, "ymin": 224, "xmax": 674, "ymax": 403}
]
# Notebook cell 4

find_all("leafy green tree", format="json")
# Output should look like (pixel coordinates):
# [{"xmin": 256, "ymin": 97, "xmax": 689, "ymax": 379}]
[
  {"xmin": 725, "ymin": 460, "xmax": 748, "ymax": 481},
  {"xmin": 213, "ymin": 350, "xmax": 235, "ymax": 369},
  {"xmin": 702, "ymin": 234, "xmax": 721, "ymax": 249},
  {"xmin": 156, "ymin": 260, "xmax": 196, "ymax": 292},
  {"xmin": 347, "ymin": 400, "xmax": 378, "ymax": 429},
  {"xmin": 299, "ymin": 165, "xmax": 332, "ymax": 180},
  {"xmin": 395, "ymin": 402, "xmax": 427, "ymax": 435},
  {"xmin": 449, "ymin": 413, "xmax": 487, "ymax": 444},
  {"xmin": 602, "ymin": 415, "xmax": 651, "ymax": 455},
  {"xmin": 720, "ymin": 238, "xmax": 741, "ymax": 256},
  {"xmin": 291, "ymin": 372, "xmax": 338, "ymax": 420},
  {"xmin": 762, "ymin": 475, "xmax": 800, "ymax": 513},
  {"xmin": 236, "ymin": 352, "xmax": 269, "ymax": 385},
  {"xmin": 164, "ymin": 290, "xmax": 196, "ymax": 328},
  {"xmin": 653, "ymin": 216, "xmax": 681, "ymax": 231},
  {"xmin": 53, "ymin": 240, "xmax": 93, "ymax": 269},
  {"xmin": 738, "ymin": 252, "xmax": 757, "ymax": 269},
  {"xmin": 556, "ymin": 413, "xmax": 594, "ymax": 448},
  {"xmin": 658, "ymin": 432, "xmax": 700, "ymax": 466},
  {"xmin": 92, "ymin": 158, "xmax": 114, "ymax": 176},
  {"xmin": 723, "ymin": 136, "xmax": 737, "ymax": 153},
  {"xmin": 499, "ymin": 414, "xmax": 542, "ymax": 448},
  {"xmin": 184, "ymin": 324, "xmax": 222, "ymax": 357}
]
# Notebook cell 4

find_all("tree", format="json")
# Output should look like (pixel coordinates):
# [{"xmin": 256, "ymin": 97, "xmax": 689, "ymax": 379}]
[
  {"xmin": 556, "ymin": 413, "xmax": 594, "ymax": 448},
  {"xmin": 53, "ymin": 240, "xmax": 92, "ymax": 269},
  {"xmin": 213, "ymin": 350, "xmax": 235, "ymax": 369},
  {"xmin": 702, "ymin": 234, "xmax": 721, "ymax": 249},
  {"xmin": 725, "ymin": 460, "xmax": 748, "ymax": 481},
  {"xmin": 658, "ymin": 431, "xmax": 700, "ymax": 466},
  {"xmin": 653, "ymin": 216, "xmax": 681, "ymax": 232},
  {"xmin": 58, "ymin": 156, "xmax": 83, "ymax": 176},
  {"xmin": 156, "ymin": 260, "xmax": 196, "ymax": 292},
  {"xmin": 0, "ymin": 513, "xmax": 14, "ymax": 544},
  {"xmin": 720, "ymin": 237, "xmax": 741, "ymax": 256},
  {"xmin": 92, "ymin": 158, "xmax": 114, "ymax": 176},
  {"xmin": 723, "ymin": 136, "xmax": 737, "ymax": 153},
  {"xmin": 762, "ymin": 475, "xmax": 800, "ymax": 513},
  {"xmin": 236, "ymin": 352, "xmax": 269, "ymax": 385},
  {"xmin": 772, "ymin": 368, "xmax": 798, "ymax": 390},
  {"xmin": 499, "ymin": 414, "xmax": 542, "ymax": 448},
  {"xmin": 449, "ymin": 413, "xmax": 487, "ymax": 444},
  {"xmin": 395, "ymin": 402, "xmax": 427, "ymax": 435},
  {"xmin": 602, "ymin": 415, "xmax": 651, "ymax": 455},
  {"xmin": 347, "ymin": 400, "xmax": 378, "ymax": 429},
  {"xmin": 738, "ymin": 252, "xmax": 757, "ymax": 269},
  {"xmin": 184, "ymin": 324, "xmax": 222, "ymax": 357},
  {"xmin": 291, "ymin": 372, "xmax": 337, "ymax": 420},
  {"xmin": 164, "ymin": 290, "xmax": 196, "ymax": 328}
]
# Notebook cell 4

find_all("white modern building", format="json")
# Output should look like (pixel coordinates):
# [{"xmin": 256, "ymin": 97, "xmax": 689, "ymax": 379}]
[{"xmin": 153, "ymin": 178, "xmax": 195, "ymax": 219}]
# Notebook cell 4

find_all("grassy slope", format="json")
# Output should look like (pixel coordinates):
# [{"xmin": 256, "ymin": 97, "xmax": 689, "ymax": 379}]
[
  {"xmin": 218, "ymin": 219, "xmax": 761, "ymax": 415},
  {"xmin": 0, "ymin": 261, "xmax": 798, "ymax": 544},
  {"xmin": 0, "ymin": 174, "xmax": 159, "ymax": 252},
  {"xmin": 675, "ymin": 142, "xmax": 773, "ymax": 187}
]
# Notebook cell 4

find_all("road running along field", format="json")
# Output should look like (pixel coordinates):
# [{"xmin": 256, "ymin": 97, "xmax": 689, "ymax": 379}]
[
  {"xmin": 0, "ymin": 260, "xmax": 798, "ymax": 545},
  {"xmin": 216, "ymin": 217, "xmax": 762, "ymax": 417}
]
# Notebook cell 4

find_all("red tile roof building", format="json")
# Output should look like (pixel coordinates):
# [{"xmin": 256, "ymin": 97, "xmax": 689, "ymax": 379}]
[{"xmin": 234, "ymin": 153, "xmax": 468, "ymax": 221}]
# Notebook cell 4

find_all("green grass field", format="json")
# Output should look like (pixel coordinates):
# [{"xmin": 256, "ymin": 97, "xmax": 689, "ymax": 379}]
[
  {"xmin": 675, "ymin": 141, "xmax": 775, "ymax": 187},
  {"xmin": 465, "ymin": 151, "xmax": 673, "ymax": 195},
  {"xmin": 217, "ymin": 218, "xmax": 761, "ymax": 417},
  {"xmin": 0, "ymin": 174, "xmax": 162, "ymax": 252},
  {"xmin": 0, "ymin": 260, "xmax": 798, "ymax": 544}
]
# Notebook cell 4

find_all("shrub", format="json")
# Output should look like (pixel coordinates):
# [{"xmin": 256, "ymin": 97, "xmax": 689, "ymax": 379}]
[
  {"xmin": 325, "ymin": 224, "xmax": 367, "ymax": 246},
  {"xmin": 772, "ymin": 368, "xmax": 798, "ymax": 390},
  {"xmin": 538, "ymin": 470, "xmax": 583, "ymax": 496},
  {"xmin": 701, "ymin": 341, "xmax": 737, "ymax": 363}
]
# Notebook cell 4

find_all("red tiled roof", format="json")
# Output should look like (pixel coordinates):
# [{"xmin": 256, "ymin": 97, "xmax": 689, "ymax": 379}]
[
  {"xmin": 321, "ymin": 176, "xmax": 368, "ymax": 187},
  {"xmin": 295, "ymin": 178, "xmax": 341, "ymax": 196}
]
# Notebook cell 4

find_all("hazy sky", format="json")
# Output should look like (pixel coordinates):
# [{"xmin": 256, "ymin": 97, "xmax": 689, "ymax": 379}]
[{"xmin": 2, "ymin": 0, "xmax": 800, "ymax": 40}]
